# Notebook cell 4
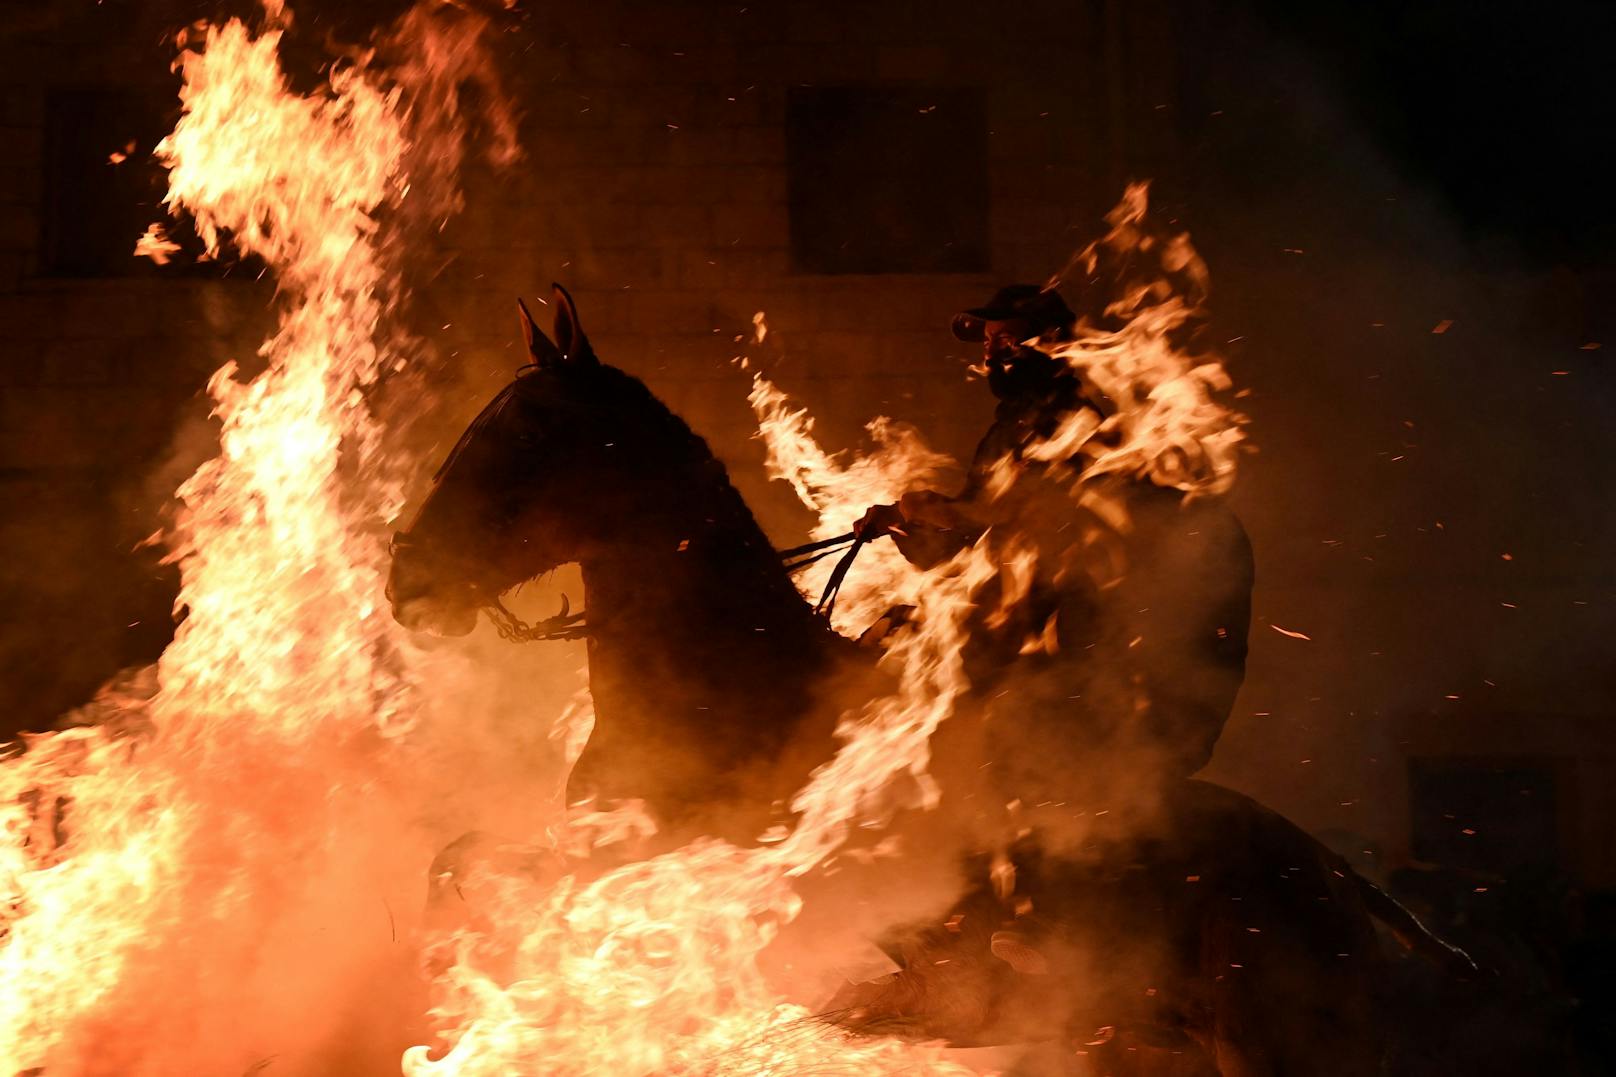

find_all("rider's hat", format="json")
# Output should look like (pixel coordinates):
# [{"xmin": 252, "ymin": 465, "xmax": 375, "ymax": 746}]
[{"xmin": 951, "ymin": 284, "xmax": 1078, "ymax": 343}]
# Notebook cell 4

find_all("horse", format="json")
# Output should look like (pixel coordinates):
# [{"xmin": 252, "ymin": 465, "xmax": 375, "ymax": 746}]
[
  {"xmin": 387, "ymin": 287, "xmax": 866, "ymax": 843},
  {"xmin": 387, "ymin": 285, "xmax": 1469, "ymax": 1074}
]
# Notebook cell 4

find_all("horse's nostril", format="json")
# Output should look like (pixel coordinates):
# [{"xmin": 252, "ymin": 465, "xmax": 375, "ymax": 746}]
[{"xmin": 393, "ymin": 595, "xmax": 478, "ymax": 638}]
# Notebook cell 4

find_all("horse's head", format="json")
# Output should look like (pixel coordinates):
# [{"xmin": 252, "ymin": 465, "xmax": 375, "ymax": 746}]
[{"xmin": 388, "ymin": 284, "xmax": 660, "ymax": 636}]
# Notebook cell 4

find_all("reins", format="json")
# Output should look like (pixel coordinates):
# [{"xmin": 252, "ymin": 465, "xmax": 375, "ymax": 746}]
[
  {"xmin": 484, "ymin": 592, "xmax": 589, "ymax": 643},
  {"xmin": 464, "ymin": 530, "xmax": 866, "ymax": 642}
]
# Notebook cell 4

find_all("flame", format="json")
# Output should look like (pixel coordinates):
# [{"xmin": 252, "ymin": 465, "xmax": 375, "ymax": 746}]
[
  {"xmin": 407, "ymin": 544, "xmax": 995, "ymax": 1076},
  {"xmin": 412, "ymin": 324, "xmax": 997, "ymax": 1070},
  {"xmin": 133, "ymin": 222, "xmax": 182, "ymax": 265},
  {"xmin": 748, "ymin": 369, "xmax": 957, "ymax": 633},
  {"xmin": 4, "ymin": 2, "xmax": 1240, "ymax": 1069},
  {"xmin": 0, "ymin": 5, "xmax": 513, "ymax": 1073},
  {"xmin": 1028, "ymin": 181, "xmax": 1246, "ymax": 499},
  {"xmin": 404, "ymin": 187, "xmax": 1242, "ymax": 1074},
  {"xmin": 411, "ymin": 350, "xmax": 1000, "ymax": 1073},
  {"xmin": 6, "ymin": 3, "xmax": 996, "ymax": 1072}
]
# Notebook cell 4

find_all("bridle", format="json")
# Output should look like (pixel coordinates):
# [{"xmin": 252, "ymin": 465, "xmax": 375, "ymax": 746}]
[{"xmin": 389, "ymin": 529, "xmax": 867, "ymax": 643}]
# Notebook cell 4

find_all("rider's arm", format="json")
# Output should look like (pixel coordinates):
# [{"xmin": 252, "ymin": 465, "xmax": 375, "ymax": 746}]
[{"xmin": 853, "ymin": 417, "xmax": 1011, "ymax": 566}]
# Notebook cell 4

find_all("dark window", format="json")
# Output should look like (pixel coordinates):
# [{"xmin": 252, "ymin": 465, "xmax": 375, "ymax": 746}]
[
  {"xmin": 786, "ymin": 86, "xmax": 989, "ymax": 275},
  {"xmin": 41, "ymin": 88, "xmax": 214, "ymax": 278},
  {"xmin": 1409, "ymin": 757, "xmax": 1561, "ymax": 874}
]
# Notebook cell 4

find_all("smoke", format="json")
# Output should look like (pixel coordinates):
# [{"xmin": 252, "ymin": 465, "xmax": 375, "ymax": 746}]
[{"xmin": 5, "ymin": 0, "xmax": 1600, "ymax": 1071}]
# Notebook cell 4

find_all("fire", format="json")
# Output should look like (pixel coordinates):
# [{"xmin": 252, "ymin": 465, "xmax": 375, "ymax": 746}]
[
  {"xmin": 0, "ymin": 4, "xmax": 509, "ymax": 1073},
  {"xmin": 2, "ymin": 0, "xmax": 1241, "ymax": 1070},
  {"xmin": 406, "ymin": 554, "xmax": 995, "ymax": 1077},
  {"xmin": 1029, "ymin": 182, "xmax": 1246, "ymax": 498},
  {"xmin": 408, "ymin": 183, "xmax": 1238, "ymax": 1074},
  {"xmin": 748, "ymin": 332, "xmax": 958, "ymax": 633},
  {"xmin": 5, "ymin": 3, "xmax": 995, "ymax": 1072},
  {"xmin": 413, "ymin": 334, "xmax": 997, "ymax": 1071},
  {"xmin": 133, "ymin": 222, "xmax": 182, "ymax": 265}
]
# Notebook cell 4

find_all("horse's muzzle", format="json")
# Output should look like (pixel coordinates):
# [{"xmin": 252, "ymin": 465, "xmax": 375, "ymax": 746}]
[
  {"xmin": 387, "ymin": 532, "xmax": 482, "ymax": 637},
  {"xmin": 391, "ymin": 593, "xmax": 480, "ymax": 638}
]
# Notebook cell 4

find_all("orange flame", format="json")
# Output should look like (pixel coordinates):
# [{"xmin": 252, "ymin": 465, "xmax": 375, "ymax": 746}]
[
  {"xmin": 414, "ymin": 190, "xmax": 1246, "ymax": 1072},
  {"xmin": 1, "ymin": 5, "xmax": 512, "ymax": 1072},
  {"xmin": 748, "ymin": 356, "xmax": 957, "ymax": 632},
  {"xmin": 410, "ymin": 336, "xmax": 999, "ymax": 1072},
  {"xmin": 2, "ymin": 2, "xmax": 1241, "ymax": 1069},
  {"xmin": 1026, "ymin": 182, "xmax": 1246, "ymax": 498},
  {"xmin": 408, "ymin": 549, "xmax": 995, "ymax": 1076}
]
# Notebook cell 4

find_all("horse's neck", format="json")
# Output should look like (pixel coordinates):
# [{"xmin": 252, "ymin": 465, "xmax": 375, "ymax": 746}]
[{"xmin": 577, "ymin": 472, "xmax": 849, "ymax": 712}]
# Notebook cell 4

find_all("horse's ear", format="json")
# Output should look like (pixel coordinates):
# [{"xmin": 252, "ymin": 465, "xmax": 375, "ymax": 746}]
[
  {"xmin": 550, "ymin": 283, "xmax": 596, "ymax": 365},
  {"xmin": 517, "ymin": 297, "xmax": 562, "ymax": 366}
]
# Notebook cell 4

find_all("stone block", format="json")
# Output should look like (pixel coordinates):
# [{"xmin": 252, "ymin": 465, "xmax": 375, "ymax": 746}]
[
  {"xmin": 551, "ymin": 203, "xmax": 648, "ymax": 248},
  {"xmin": 562, "ymin": 287, "xmax": 635, "ymax": 330},
  {"xmin": 729, "ymin": 126, "xmax": 786, "ymax": 164},
  {"xmin": 0, "ymin": 165, "xmax": 41, "ymax": 207},
  {"xmin": 661, "ymin": 45, "xmax": 741, "ymax": 84},
  {"xmin": 720, "ymin": 287, "xmax": 823, "ymax": 335},
  {"xmin": 875, "ymin": 45, "xmax": 954, "ymax": 82},
  {"xmin": 784, "ymin": 4, "xmax": 847, "ymax": 45},
  {"xmin": 0, "ymin": 206, "xmax": 38, "ymax": 252},
  {"xmin": 566, "ymin": 247, "xmax": 665, "ymax": 290},
  {"xmin": 629, "ymin": 289, "xmax": 721, "ymax": 335},
  {"xmin": 711, "ymin": 202, "xmax": 789, "ymax": 248},
  {"xmin": 779, "ymin": 330, "xmax": 880, "ymax": 378},
  {"xmin": 663, "ymin": 127, "xmax": 736, "ymax": 167},
  {"xmin": 550, "ymin": 165, "xmax": 644, "ymax": 205},
  {"xmin": 40, "ymin": 338, "xmax": 117, "ymax": 385},
  {"xmin": 717, "ymin": 166, "xmax": 787, "ymax": 204},
  {"xmin": 0, "ymin": 127, "xmax": 40, "ymax": 170},
  {"xmin": 572, "ymin": 44, "xmax": 662, "ymax": 86},
  {"xmin": 546, "ymin": 5, "xmax": 623, "ymax": 46},
  {"xmin": 719, "ymin": 248, "xmax": 791, "ymax": 289},
  {"xmin": 688, "ymin": 88, "xmax": 772, "ymax": 128},
  {"xmin": 0, "ymin": 386, "xmax": 106, "ymax": 468},
  {"xmin": 0, "ymin": 250, "xmax": 28, "ymax": 291},
  {"xmin": 584, "ymin": 331, "xmax": 650, "ymax": 367},
  {"xmin": 0, "ymin": 86, "xmax": 41, "ymax": 127},
  {"xmin": 673, "ymin": 249, "xmax": 727, "ymax": 289},
  {"xmin": 643, "ymin": 203, "xmax": 713, "ymax": 246},
  {"xmin": 636, "ymin": 165, "xmax": 734, "ymax": 206}
]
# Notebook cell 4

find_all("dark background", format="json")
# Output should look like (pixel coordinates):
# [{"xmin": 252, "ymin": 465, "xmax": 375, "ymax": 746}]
[{"xmin": 0, "ymin": 0, "xmax": 1611, "ymax": 1069}]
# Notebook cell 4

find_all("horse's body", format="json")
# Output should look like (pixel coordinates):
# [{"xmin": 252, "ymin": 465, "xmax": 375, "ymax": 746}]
[{"xmin": 389, "ymin": 286, "xmax": 1465, "ymax": 1074}]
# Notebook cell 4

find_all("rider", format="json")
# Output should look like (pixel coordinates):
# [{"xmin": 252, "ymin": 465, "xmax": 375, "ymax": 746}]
[
  {"xmin": 853, "ymin": 284, "xmax": 1254, "ymax": 976},
  {"xmin": 855, "ymin": 282, "xmax": 1251, "ymax": 795},
  {"xmin": 854, "ymin": 283, "xmax": 1089, "ymax": 570}
]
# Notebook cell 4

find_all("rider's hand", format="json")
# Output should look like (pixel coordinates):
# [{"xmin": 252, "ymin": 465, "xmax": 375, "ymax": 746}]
[
  {"xmin": 896, "ymin": 489, "xmax": 953, "ymax": 529},
  {"xmin": 853, "ymin": 502, "xmax": 907, "ymax": 540}
]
